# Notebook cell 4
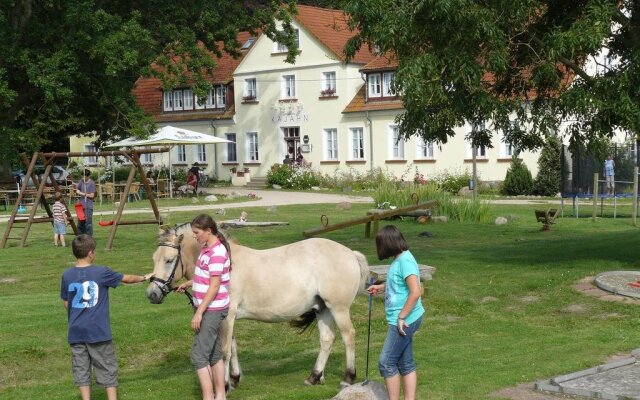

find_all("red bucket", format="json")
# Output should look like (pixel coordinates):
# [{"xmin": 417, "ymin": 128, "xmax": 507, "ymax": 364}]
[{"xmin": 75, "ymin": 203, "xmax": 86, "ymax": 221}]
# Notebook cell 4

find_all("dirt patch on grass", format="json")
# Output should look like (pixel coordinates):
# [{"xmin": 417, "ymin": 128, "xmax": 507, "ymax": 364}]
[
  {"xmin": 573, "ymin": 276, "xmax": 640, "ymax": 305},
  {"xmin": 0, "ymin": 278, "xmax": 18, "ymax": 284},
  {"xmin": 491, "ymin": 383, "xmax": 582, "ymax": 399}
]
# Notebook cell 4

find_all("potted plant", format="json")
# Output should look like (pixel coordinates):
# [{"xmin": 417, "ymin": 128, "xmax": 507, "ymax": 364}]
[{"xmin": 320, "ymin": 87, "xmax": 336, "ymax": 97}]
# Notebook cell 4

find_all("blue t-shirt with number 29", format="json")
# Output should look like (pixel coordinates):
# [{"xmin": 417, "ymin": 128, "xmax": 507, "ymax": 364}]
[{"xmin": 60, "ymin": 265, "xmax": 123, "ymax": 344}]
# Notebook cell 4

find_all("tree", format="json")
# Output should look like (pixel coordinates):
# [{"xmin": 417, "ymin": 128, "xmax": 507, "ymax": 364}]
[
  {"xmin": 0, "ymin": 0, "xmax": 297, "ymax": 163},
  {"xmin": 344, "ymin": 1, "xmax": 640, "ymax": 156},
  {"xmin": 503, "ymin": 158, "xmax": 534, "ymax": 196},
  {"xmin": 534, "ymin": 135, "xmax": 562, "ymax": 196}
]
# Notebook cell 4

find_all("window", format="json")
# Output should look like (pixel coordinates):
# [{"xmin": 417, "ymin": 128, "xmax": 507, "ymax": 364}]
[
  {"xmin": 275, "ymin": 29, "xmax": 299, "ymax": 53},
  {"xmin": 417, "ymin": 138, "xmax": 435, "ymax": 159},
  {"xmin": 383, "ymin": 72, "xmax": 395, "ymax": 96},
  {"xmin": 368, "ymin": 73, "xmax": 381, "ymax": 97},
  {"xmin": 281, "ymin": 75, "xmax": 296, "ymax": 99},
  {"xmin": 177, "ymin": 144, "xmax": 186, "ymax": 163},
  {"xmin": 244, "ymin": 78, "xmax": 257, "ymax": 100},
  {"xmin": 215, "ymin": 86, "xmax": 226, "ymax": 108},
  {"xmin": 173, "ymin": 90, "xmax": 183, "ymax": 111},
  {"xmin": 467, "ymin": 144, "xmax": 487, "ymax": 158},
  {"xmin": 83, "ymin": 144, "xmax": 98, "ymax": 165},
  {"xmin": 226, "ymin": 133, "xmax": 237, "ymax": 162},
  {"xmin": 322, "ymin": 71, "xmax": 336, "ymax": 95},
  {"xmin": 324, "ymin": 128, "xmax": 338, "ymax": 160},
  {"xmin": 195, "ymin": 94, "xmax": 206, "ymax": 110},
  {"xmin": 183, "ymin": 89, "xmax": 193, "ymax": 110},
  {"xmin": 163, "ymin": 92, "xmax": 173, "ymax": 111},
  {"xmin": 242, "ymin": 37, "xmax": 255, "ymax": 49},
  {"xmin": 246, "ymin": 132, "xmax": 259, "ymax": 161},
  {"xmin": 390, "ymin": 125, "xmax": 405, "ymax": 159},
  {"xmin": 206, "ymin": 89, "xmax": 215, "ymax": 109},
  {"xmin": 350, "ymin": 128, "xmax": 365, "ymax": 160},
  {"xmin": 142, "ymin": 153, "xmax": 153, "ymax": 164},
  {"xmin": 196, "ymin": 144, "xmax": 207, "ymax": 163}
]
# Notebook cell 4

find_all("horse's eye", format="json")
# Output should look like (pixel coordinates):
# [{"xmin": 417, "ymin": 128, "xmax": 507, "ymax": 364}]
[{"xmin": 166, "ymin": 258, "xmax": 175, "ymax": 265}]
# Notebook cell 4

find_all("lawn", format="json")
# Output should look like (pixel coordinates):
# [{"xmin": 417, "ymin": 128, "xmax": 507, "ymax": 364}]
[{"xmin": 0, "ymin": 202, "xmax": 639, "ymax": 399}]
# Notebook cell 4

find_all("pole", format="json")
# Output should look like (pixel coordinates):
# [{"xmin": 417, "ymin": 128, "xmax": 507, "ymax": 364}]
[
  {"xmin": 363, "ymin": 277, "xmax": 375, "ymax": 385},
  {"xmin": 592, "ymin": 173, "xmax": 598, "ymax": 222},
  {"xmin": 472, "ymin": 146, "xmax": 477, "ymax": 201},
  {"xmin": 633, "ymin": 166, "xmax": 638, "ymax": 227}
]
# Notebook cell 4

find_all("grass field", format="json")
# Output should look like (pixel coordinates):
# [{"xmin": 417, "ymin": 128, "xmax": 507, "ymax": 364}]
[{"xmin": 1, "ymin": 201, "xmax": 639, "ymax": 399}]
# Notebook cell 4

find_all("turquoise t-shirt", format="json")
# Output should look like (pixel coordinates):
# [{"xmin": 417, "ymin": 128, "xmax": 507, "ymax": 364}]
[{"xmin": 385, "ymin": 250, "xmax": 425, "ymax": 326}]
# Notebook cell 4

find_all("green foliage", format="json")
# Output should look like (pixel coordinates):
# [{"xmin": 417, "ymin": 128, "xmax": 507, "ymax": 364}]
[
  {"xmin": 319, "ymin": 167, "xmax": 393, "ymax": 191},
  {"xmin": 534, "ymin": 135, "xmax": 562, "ymax": 196},
  {"xmin": 267, "ymin": 163, "xmax": 294, "ymax": 187},
  {"xmin": 0, "ymin": 1, "xmax": 297, "ymax": 161},
  {"xmin": 432, "ymin": 169, "xmax": 473, "ymax": 194},
  {"xmin": 344, "ymin": 1, "xmax": 639, "ymax": 152},
  {"xmin": 502, "ymin": 158, "xmax": 534, "ymax": 195}
]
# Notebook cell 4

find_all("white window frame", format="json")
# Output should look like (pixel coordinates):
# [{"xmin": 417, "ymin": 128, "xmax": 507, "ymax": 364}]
[
  {"xmin": 383, "ymin": 72, "xmax": 395, "ymax": 96},
  {"xmin": 206, "ymin": 89, "xmax": 215, "ymax": 109},
  {"xmin": 142, "ymin": 153, "xmax": 153, "ymax": 164},
  {"xmin": 274, "ymin": 29, "xmax": 299, "ymax": 53},
  {"xmin": 349, "ymin": 127, "xmax": 365, "ymax": 160},
  {"xmin": 194, "ymin": 93, "xmax": 206, "ymax": 110},
  {"xmin": 183, "ymin": 89, "xmax": 193, "ymax": 110},
  {"xmin": 246, "ymin": 132, "xmax": 259, "ymax": 161},
  {"xmin": 416, "ymin": 138, "xmax": 435, "ymax": 159},
  {"xmin": 390, "ymin": 125, "xmax": 405, "ymax": 159},
  {"xmin": 281, "ymin": 74, "xmax": 296, "ymax": 99},
  {"xmin": 196, "ymin": 144, "xmax": 207, "ymax": 163},
  {"xmin": 368, "ymin": 73, "xmax": 381, "ymax": 97},
  {"xmin": 176, "ymin": 144, "xmax": 187, "ymax": 163},
  {"xmin": 324, "ymin": 128, "xmax": 338, "ymax": 160},
  {"xmin": 163, "ymin": 91, "xmax": 173, "ymax": 111},
  {"xmin": 244, "ymin": 78, "xmax": 257, "ymax": 99},
  {"xmin": 225, "ymin": 133, "xmax": 237, "ymax": 162},
  {"xmin": 467, "ymin": 143, "xmax": 487, "ymax": 158},
  {"xmin": 215, "ymin": 85, "xmax": 226, "ymax": 108},
  {"xmin": 173, "ymin": 90, "xmax": 183, "ymax": 111},
  {"xmin": 83, "ymin": 144, "xmax": 98, "ymax": 166},
  {"xmin": 322, "ymin": 71, "xmax": 336, "ymax": 93}
]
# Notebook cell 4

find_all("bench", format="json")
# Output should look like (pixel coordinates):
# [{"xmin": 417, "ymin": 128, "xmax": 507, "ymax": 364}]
[{"xmin": 535, "ymin": 208, "xmax": 559, "ymax": 230}]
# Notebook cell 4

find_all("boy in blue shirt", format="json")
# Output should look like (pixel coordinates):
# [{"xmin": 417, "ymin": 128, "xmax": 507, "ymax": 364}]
[{"xmin": 60, "ymin": 234, "xmax": 153, "ymax": 400}]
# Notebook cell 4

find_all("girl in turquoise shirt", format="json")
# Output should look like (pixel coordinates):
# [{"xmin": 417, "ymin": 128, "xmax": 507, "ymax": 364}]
[{"xmin": 367, "ymin": 225, "xmax": 425, "ymax": 400}]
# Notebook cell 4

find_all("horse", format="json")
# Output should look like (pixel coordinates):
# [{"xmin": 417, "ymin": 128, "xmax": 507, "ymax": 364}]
[{"xmin": 146, "ymin": 223, "xmax": 370, "ymax": 388}]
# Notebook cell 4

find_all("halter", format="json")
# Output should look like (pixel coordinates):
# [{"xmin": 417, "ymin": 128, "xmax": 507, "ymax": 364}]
[{"xmin": 150, "ymin": 242, "xmax": 195, "ymax": 307}]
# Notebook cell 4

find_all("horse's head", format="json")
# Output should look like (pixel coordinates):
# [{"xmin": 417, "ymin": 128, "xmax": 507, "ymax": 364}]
[{"xmin": 146, "ymin": 224, "xmax": 197, "ymax": 304}]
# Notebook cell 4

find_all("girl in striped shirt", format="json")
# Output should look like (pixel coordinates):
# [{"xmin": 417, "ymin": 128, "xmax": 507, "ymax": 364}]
[
  {"xmin": 177, "ymin": 214, "xmax": 231, "ymax": 400},
  {"xmin": 52, "ymin": 192, "xmax": 68, "ymax": 247}
]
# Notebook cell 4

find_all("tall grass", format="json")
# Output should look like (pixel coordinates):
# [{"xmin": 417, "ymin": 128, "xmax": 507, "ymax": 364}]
[{"xmin": 372, "ymin": 181, "xmax": 492, "ymax": 222}]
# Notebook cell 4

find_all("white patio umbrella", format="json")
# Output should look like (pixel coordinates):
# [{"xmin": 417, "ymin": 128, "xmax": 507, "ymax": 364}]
[{"xmin": 106, "ymin": 126, "xmax": 233, "ymax": 197}]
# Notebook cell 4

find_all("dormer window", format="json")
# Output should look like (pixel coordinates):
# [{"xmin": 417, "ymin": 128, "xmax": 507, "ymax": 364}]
[
  {"xmin": 383, "ymin": 72, "xmax": 395, "ymax": 96},
  {"xmin": 163, "ymin": 86, "xmax": 226, "ymax": 112},
  {"xmin": 367, "ymin": 73, "xmax": 381, "ymax": 98},
  {"xmin": 275, "ymin": 29, "xmax": 299, "ymax": 53}
]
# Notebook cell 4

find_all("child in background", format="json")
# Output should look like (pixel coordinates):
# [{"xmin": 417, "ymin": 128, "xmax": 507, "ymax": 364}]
[
  {"xmin": 52, "ymin": 191, "xmax": 68, "ymax": 247},
  {"xmin": 367, "ymin": 225, "xmax": 425, "ymax": 400},
  {"xmin": 60, "ymin": 235, "xmax": 154, "ymax": 400}
]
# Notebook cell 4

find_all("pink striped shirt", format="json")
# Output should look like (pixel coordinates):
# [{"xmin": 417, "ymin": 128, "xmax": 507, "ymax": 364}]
[{"xmin": 192, "ymin": 241, "xmax": 230, "ymax": 311}]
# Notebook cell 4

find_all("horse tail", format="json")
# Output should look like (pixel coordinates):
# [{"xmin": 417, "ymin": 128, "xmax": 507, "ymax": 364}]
[
  {"xmin": 353, "ymin": 250, "xmax": 370, "ymax": 295},
  {"xmin": 290, "ymin": 310, "xmax": 318, "ymax": 333}
]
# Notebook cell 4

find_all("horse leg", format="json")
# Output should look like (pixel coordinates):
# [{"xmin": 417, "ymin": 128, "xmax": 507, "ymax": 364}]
[
  {"xmin": 305, "ymin": 309, "xmax": 335, "ymax": 386},
  {"xmin": 331, "ymin": 307, "xmax": 357, "ymax": 387},
  {"xmin": 220, "ymin": 308, "xmax": 241, "ymax": 391},
  {"xmin": 229, "ymin": 336, "xmax": 242, "ymax": 389}
]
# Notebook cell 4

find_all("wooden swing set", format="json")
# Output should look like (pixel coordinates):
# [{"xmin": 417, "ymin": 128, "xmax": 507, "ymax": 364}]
[{"xmin": 1, "ymin": 147, "xmax": 168, "ymax": 250}]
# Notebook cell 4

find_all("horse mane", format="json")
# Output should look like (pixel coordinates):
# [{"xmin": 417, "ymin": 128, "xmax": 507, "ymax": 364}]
[{"xmin": 157, "ymin": 222, "xmax": 191, "ymax": 243}]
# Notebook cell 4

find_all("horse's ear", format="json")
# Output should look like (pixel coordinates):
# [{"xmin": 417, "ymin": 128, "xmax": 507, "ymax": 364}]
[
  {"xmin": 158, "ymin": 225, "xmax": 171, "ymax": 234},
  {"xmin": 176, "ymin": 234, "xmax": 184, "ymax": 244}
]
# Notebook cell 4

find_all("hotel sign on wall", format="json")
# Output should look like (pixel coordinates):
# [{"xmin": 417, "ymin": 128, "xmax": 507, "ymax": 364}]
[{"xmin": 271, "ymin": 101, "xmax": 309, "ymax": 124}]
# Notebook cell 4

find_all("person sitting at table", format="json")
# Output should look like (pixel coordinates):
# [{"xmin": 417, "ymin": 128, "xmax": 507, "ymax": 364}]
[
  {"xmin": 187, "ymin": 169, "xmax": 197, "ymax": 195},
  {"xmin": 146, "ymin": 171, "xmax": 155, "ymax": 184}
]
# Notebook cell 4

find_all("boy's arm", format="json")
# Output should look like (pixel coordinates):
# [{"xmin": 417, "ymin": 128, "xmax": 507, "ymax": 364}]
[
  {"xmin": 121, "ymin": 273, "xmax": 155, "ymax": 284},
  {"xmin": 63, "ymin": 300, "xmax": 68, "ymax": 309}
]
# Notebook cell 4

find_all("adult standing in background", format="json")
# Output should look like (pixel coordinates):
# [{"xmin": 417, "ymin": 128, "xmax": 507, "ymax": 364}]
[
  {"xmin": 189, "ymin": 162, "xmax": 201, "ymax": 194},
  {"xmin": 76, "ymin": 169, "xmax": 95, "ymax": 236},
  {"xmin": 604, "ymin": 154, "xmax": 615, "ymax": 196}
]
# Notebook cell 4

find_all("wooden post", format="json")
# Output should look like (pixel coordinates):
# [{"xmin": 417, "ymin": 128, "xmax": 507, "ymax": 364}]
[
  {"xmin": 592, "ymin": 172, "xmax": 598, "ymax": 222},
  {"xmin": 632, "ymin": 166, "xmax": 638, "ymax": 225},
  {"xmin": 105, "ymin": 163, "xmax": 137, "ymax": 250}
]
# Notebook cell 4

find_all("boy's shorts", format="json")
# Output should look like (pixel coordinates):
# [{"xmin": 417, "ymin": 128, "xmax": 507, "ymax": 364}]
[
  {"xmin": 54, "ymin": 221, "xmax": 67, "ymax": 234},
  {"xmin": 70, "ymin": 341, "xmax": 118, "ymax": 387}
]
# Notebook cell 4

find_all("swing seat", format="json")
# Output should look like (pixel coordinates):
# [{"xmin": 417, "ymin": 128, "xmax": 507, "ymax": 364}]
[
  {"xmin": 99, "ymin": 220, "xmax": 114, "ymax": 227},
  {"xmin": 75, "ymin": 203, "xmax": 86, "ymax": 221}
]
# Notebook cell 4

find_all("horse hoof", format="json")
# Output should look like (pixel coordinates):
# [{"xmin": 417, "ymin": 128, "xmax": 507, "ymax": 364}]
[
  {"xmin": 304, "ymin": 371, "xmax": 324, "ymax": 386},
  {"xmin": 230, "ymin": 374, "xmax": 241, "ymax": 389}
]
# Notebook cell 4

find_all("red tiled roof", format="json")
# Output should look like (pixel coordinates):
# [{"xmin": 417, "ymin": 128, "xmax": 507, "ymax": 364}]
[
  {"xmin": 133, "ymin": 32, "xmax": 255, "ymax": 116},
  {"xmin": 342, "ymin": 86, "xmax": 403, "ymax": 114},
  {"xmin": 360, "ymin": 54, "xmax": 398, "ymax": 72},
  {"xmin": 295, "ymin": 5, "xmax": 376, "ymax": 64}
]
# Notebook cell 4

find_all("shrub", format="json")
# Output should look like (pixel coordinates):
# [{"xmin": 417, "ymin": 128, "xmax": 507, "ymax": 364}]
[
  {"xmin": 534, "ymin": 136, "xmax": 562, "ymax": 196},
  {"xmin": 502, "ymin": 158, "xmax": 534, "ymax": 195},
  {"xmin": 267, "ymin": 164, "xmax": 294, "ymax": 187},
  {"xmin": 432, "ymin": 169, "xmax": 472, "ymax": 194}
]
